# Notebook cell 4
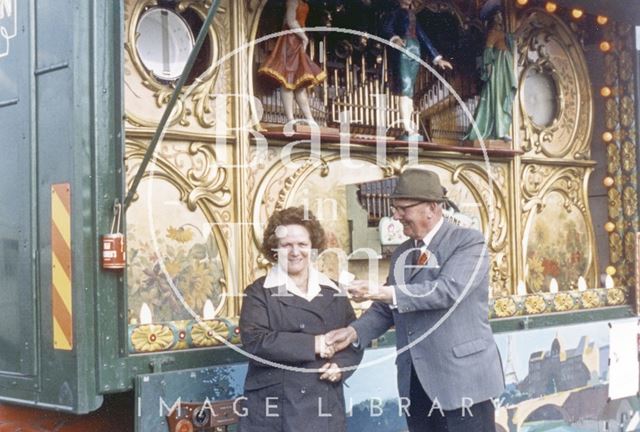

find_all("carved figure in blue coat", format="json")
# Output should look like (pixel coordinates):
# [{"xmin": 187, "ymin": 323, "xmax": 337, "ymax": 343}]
[{"xmin": 383, "ymin": 0, "xmax": 453, "ymax": 140}]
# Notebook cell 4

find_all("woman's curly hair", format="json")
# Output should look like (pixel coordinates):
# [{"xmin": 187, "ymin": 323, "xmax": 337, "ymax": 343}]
[{"xmin": 261, "ymin": 206, "xmax": 326, "ymax": 263}]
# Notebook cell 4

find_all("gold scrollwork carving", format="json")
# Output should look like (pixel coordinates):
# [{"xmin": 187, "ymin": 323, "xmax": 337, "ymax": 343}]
[
  {"xmin": 274, "ymin": 158, "xmax": 331, "ymax": 212},
  {"xmin": 449, "ymin": 162, "xmax": 511, "ymax": 298},
  {"xmin": 124, "ymin": 0, "xmax": 228, "ymax": 128},
  {"xmin": 452, "ymin": 163, "xmax": 509, "ymax": 251},
  {"xmin": 381, "ymin": 157, "xmax": 407, "ymax": 178},
  {"xmin": 607, "ymin": 187, "xmax": 621, "ymax": 220},
  {"xmin": 609, "ymin": 233, "xmax": 622, "ymax": 264},
  {"xmin": 490, "ymin": 253, "xmax": 510, "ymax": 298},
  {"xmin": 250, "ymin": 151, "xmax": 393, "ymax": 251},
  {"xmin": 516, "ymin": 10, "xmax": 592, "ymax": 160},
  {"xmin": 125, "ymin": 138, "xmax": 232, "ymax": 317},
  {"xmin": 623, "ymin": 186, "xmax": 638, "ymax": 218},
  {"xmin": 622, "ymin": 141, "xmax": 636, "ymax": 172},
  {"xmin": 126, "ymin": 140, "xmax": 232, "ymax": 209},
  {"xmin": 521, "ymin": 165, "xmax": 588, "ymax": 213}
]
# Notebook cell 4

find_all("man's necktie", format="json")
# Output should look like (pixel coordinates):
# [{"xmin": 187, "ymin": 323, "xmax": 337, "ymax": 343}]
[
  {"xmin": 417, "ymin": 249, "xmax": 429, "ymax": 266},
  {"xmin": 413, "ymin": 240, "xmax": 425, "ymax": 266}
]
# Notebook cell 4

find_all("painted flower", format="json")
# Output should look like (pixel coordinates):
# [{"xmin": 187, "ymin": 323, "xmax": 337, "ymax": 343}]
[
  {"xmin": 606, "ymin": 288, "xmax": 626, "ymax": 305},
  {"xmin": 527, "ymin": 256, "xmax": 545, "ymax": 292},
  {"xmin": 183, "ymin": 261, "xmax": 215, "ymax": 312},
  {"xmin": 541, "ymin": 258, "xmax": 561, "ymax": 278},
  {"xmin": 130, "ymin": 324, "xmax": 175, "ymax": 352},
  {"xmin": 142, "ymin": 264, "xmax": 172, "ymax": 292},
  {"xmin": 553, "ymin": 293, "xmax": 575, "ymax": 312},
  {"xmin": 494, "ymin": 298, "xmax": 517, "ymax": 318},
  {"xmin": 580, "ymin": 290, "xmax": 601, "ymax": 308},
  {"xmin": 167, "ymin": 226, "xmax": 194, "ymax": 243},
  {"xmin": 524, "ymin": 295, "xmax": 546, "ymax": 314},
  {"xmin": 164, "ymin": 260, "xmax": 182, "ymax": 278},
  {"xmin": 191, "ymin": 320, "xmax": 228, "ymax": 347},
  {"xmin": 570, "ymin": 250, "xmax": 582, "ymax": 264}
]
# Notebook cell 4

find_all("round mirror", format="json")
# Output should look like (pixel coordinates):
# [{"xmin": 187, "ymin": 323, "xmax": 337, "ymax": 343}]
[
  {"xmin": 523, "ymin": 68, "xmax": 559, "ymax": 128},
  {"xmin": 135, "ymin": 8, "xmax": 195, "ymax": 81}
]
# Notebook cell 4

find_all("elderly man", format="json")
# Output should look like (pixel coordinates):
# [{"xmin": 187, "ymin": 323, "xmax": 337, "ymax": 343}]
[{"xmin": 327, "ymin": 168, "xmax": 504, "ymax": 432}]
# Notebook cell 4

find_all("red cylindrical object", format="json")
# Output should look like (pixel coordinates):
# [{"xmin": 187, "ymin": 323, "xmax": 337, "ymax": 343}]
[{"xmin": 102, "ymin": 233, "xmax": 126, "ymax": 269}]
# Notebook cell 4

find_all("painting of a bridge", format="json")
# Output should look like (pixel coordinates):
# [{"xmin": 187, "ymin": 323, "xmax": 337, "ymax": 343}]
[
  {"xmin": 343, "ymin": 319, "xmax": 640, "ymax": 432},
  {"xmin": 494, "ymin": 319, "xmax": 640, "ymax": 432}
]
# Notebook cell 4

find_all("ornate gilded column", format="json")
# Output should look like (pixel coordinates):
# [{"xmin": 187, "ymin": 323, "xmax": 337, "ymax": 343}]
[{"xmin": 602, "ymin": 22, "xmax": 639, "ymax": 303}]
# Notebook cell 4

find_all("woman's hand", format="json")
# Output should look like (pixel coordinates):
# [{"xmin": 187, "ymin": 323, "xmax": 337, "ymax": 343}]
[
  {"xmin": 315, "ymin": 335, "xmax": 335, "ymax": 359},
  {"xmin": 319, "ymin": 362, "xmax": 342, "ymax": 383}
]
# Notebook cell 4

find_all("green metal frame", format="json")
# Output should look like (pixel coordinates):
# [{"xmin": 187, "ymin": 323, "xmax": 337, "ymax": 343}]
[{"xmin": 95, "ymin": 0, "xmax": 241, "ymax": 396}]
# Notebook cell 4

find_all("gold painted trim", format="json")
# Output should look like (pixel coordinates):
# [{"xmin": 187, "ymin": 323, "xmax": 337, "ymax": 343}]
[
  {"xmin": 124, "ymin": 0, "xmax": 226, "ymax": 128},
  {"xmin": 126, "ymin": 139, "xmax": 233, "ymax": 318},
  {"xmin": 516, "ymin": 9, "xmax": 593, "ymax": 160}
]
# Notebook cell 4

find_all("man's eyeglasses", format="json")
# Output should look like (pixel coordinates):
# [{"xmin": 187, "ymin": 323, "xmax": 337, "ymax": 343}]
[{"xmin": 390, "ymin": 201, "xmax": 425, "ymax": 214}]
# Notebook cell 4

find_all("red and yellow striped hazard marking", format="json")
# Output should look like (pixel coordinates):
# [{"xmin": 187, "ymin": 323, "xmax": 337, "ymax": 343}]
[{"xmin": 51, "ymin": 184, "xmax": 73, "ymax": 351}]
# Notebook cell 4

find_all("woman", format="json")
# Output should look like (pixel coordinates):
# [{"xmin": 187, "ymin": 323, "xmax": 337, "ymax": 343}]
[
  {"xmin": 258, "ymin": 0, "xmax": 326, "ymax": 124},
  {"xmin": 465, "ymin": 7, "xmax": 517, "ymax": 141},
  {"xmin": 238, "ymin": 207, "xmax": 362, "ymax": 432}
]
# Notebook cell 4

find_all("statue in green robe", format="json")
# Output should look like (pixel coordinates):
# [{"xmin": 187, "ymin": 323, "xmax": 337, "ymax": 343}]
[{"xmin": 465, "ymin": 9, "xmax": 517, "ymax": 141}]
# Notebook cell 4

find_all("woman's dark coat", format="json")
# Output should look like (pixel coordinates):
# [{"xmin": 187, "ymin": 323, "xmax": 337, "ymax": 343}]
[{"xmin": 238, "ymin": 276, "xmax": 363, "ymax": 432}]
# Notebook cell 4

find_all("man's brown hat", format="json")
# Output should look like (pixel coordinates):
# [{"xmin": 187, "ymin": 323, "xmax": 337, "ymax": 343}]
[{"xmin": 390, "ymin": 168, "xmax": 447, "ymax": 202}]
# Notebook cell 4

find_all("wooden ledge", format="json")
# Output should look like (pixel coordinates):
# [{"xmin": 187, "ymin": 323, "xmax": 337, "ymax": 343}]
[{"xmin": 258, "ymin": 129, "xmax": 524, "ymax": 158}]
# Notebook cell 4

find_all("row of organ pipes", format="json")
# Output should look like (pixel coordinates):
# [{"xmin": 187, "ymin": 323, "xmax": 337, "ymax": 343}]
[
  {"xmin": 357, "ymin": 178, "xmax": 398, "ymax": 226},
  {"xmin": 254, "ymin": 35, "xmax": 479, "ymax": 141}
]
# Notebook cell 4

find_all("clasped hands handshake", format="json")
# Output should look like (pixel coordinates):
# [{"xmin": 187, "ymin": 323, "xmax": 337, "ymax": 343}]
[
  {"xmin": 312, "ymin": 280, "xmax": 392, "ymax": 383},
  {"xmin": 313, "ymin": 326, "xmax": 358, "ymax": 383}
]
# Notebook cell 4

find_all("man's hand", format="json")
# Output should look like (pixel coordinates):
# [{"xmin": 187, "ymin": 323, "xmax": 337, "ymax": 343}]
[
  {"xmin": 319, "ymin": 362, "xmax": 342, "ymax": 383},
  {"xmin": 434, "ymin": 58, "xmax": 453, "ymax": 70},
  {"xmin": 315, "ymin": 335, "xmax": 335, "ymax": 359},
  {"xmin": 390, "ymin": 35, "xmax": 406, "ymax": 48},
  {"xmin": 347, "ymin": 280, "xmax": 394, "ymax": 304},
  {"xmin": 325, "ymin": 326, "xmax": 358, "ymax": 352}
]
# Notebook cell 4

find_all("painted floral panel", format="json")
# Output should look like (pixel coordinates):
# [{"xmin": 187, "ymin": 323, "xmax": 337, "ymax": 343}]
[
  {"xmin": 126, "ymin": 180, "xmax": 225, "ymax": 323},
  {"xmin": 525, "ymin": 192, "xmax": 589, "ymax": 292}
]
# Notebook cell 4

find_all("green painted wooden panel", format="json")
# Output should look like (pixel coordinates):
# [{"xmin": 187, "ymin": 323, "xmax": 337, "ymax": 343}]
[{"xmin": 0, "ymin": 0, "xmax": 37, "ymax": 387}]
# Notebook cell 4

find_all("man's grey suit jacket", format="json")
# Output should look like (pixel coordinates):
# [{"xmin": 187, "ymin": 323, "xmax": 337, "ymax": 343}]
[{"xmin": 351, "ymin": 220, "xmax": 505, "ymax": 410}]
